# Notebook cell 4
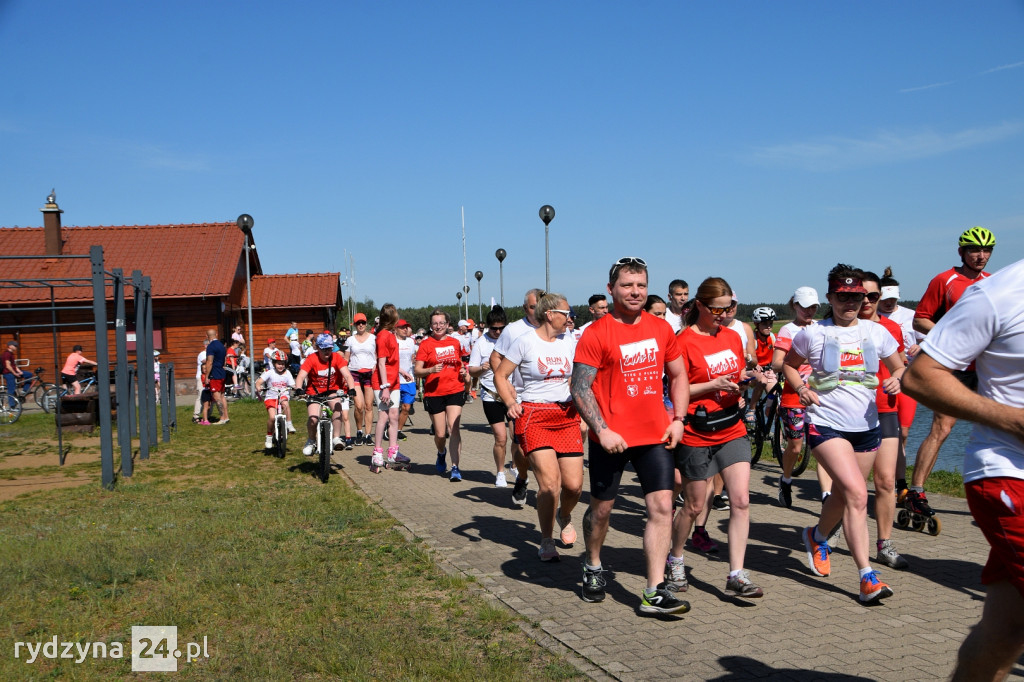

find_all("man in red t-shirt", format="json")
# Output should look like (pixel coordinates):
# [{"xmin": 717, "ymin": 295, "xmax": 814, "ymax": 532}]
[
  {"xmin": 571, "ymin": 257, "xmax": 691, "ymax": 615},
  {"xmin": 295, "ymin": 334, "xmax": 354, "ymax": 457},
  {"xmin": 906, "ymin": 227, "xmax": 995, "ymax": 514}
]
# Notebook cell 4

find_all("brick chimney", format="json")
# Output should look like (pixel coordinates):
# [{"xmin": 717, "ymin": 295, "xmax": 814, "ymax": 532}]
[{"xmin": 40, "ymin": 188, "xmax": 64, "ymax": 256}]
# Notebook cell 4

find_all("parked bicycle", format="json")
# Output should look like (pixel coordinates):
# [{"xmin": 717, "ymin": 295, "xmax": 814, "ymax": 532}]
[
  {"xmin": 8, "ymin": 366, "xmax": 56, "ymax": 411},
  {"xmin": 0, "ymin": 384, "xmax": 23, "ymax": 424},
  {"xmin": 297, "ymin": 392, "xmax": 338, "ymax": 483},
  {"xmin": 748, "ymin": 381, "xmax": 811, "ymax": 477}
]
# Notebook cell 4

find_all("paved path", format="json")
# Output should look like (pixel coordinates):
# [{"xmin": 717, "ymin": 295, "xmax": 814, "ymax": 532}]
[{"xmin": 338, "ymin": 400, "xmax": 1003, "ymax": 681}]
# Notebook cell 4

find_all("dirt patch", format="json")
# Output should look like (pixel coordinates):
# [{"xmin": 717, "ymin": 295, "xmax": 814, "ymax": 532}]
[
  {"xmin": 0, "ymin": 474, "xmax": 93, "ymax": 501},
  {"xmin": 0, "ymin": 449, "xmax": 102, "ymax": 470}
]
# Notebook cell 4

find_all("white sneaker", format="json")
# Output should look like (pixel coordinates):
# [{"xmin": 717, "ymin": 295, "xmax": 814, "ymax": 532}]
[
  {"xmin": 286, "ymin": 422, "xmax": 296, "ymax": 434},
  {"xmin": 264, "ymin": 436, "xmax": 273, "ymax": 449},
  {"xmin": 510, "ymin": 466, "xmax": 519, "ymax": 481},
  {"xmin": 333, "ymin": 437, "xmax": 345, "ymax": 448},
  {"xmin": 302, "ymin": 439, "xmax": 315, "ymax": 456},
  {"xmin": 495, "ymin": 471, "xmax": 508, "ymax": 487}
]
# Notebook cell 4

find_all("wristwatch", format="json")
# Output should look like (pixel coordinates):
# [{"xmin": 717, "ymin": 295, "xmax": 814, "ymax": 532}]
[{"xmin": 380, "ymin": 383, "xmax": 390, "ymax": 389}]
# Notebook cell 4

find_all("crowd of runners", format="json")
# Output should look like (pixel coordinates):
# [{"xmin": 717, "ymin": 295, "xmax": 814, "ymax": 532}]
[{"xmin": 223, "ymin": 226, "xmax": 1023, "ymax": 647}]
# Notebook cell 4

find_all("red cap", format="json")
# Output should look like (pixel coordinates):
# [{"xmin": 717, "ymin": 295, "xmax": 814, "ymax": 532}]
[
  {"xmin": 397, "ymin": 319, "xmax": 411, "ymax": 328},
  {"xmin": 353, "ymin": 313, "xmax": 367, "ymax": 323},
  {"xmin": 267, "ymin": 338, "xmax": 275, "ymax": 344}
]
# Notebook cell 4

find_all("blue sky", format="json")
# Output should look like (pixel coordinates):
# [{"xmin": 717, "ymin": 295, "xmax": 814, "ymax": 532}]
[{"xmin": 2, "ymin": 1, "xmax": 1022, "ymax": 315}]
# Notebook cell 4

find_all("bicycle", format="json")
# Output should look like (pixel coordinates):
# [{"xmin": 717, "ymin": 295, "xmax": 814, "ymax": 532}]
[
  {"xmin": 260, "ymin": 389, "xmax": 289, "ymax": 459},
  {"xmin": 41, "ymin": 373, "xmax": 99, "ymax": 414},
  {"xmin": 297, "ymin": 392, "xmax": 338, "ymax": 483},
  {"xmin": 748, "ymin": 381, "xmax": 810, "ymax": 477},
  {"xmin": 0, "ymin": 384, "xmax": 23, "ymax": 425},
  {"xmin": 10, "ymin": 367, "xmax": 56, "ymax": 410}
]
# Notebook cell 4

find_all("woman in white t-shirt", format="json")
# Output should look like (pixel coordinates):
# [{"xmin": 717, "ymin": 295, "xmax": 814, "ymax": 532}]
[
  {"xmin": 783, "ymin": 264, "xmax": 905, "ymax": 604},
  {"xmin": 344, "ymin": 313, "xmax": 377, "ymax": 445},
  {"xmin": 494, "ymin": 293, "xmax": 582, "ymax": 563},
  {"xmin": 468, "ymin": 306, "xmax": 514, "ymax": 487}
]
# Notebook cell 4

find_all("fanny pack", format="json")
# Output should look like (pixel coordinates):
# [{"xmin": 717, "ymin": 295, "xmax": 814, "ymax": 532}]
[{"xmin": 687, "ymin": 403, "xmax": 741, "ymax": 432}]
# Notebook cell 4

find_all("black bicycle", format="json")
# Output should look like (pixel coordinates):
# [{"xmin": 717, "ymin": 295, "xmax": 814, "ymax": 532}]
[
  {"xmin": 297, "ymin": 392, "xmax": 338, "ymax": 483},
  {"xmin": 748, "ymin": 381, "xmax": 810, "ymax": 477}
]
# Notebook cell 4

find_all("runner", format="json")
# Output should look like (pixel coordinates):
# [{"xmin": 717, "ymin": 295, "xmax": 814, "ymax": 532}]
[
  {"xmin": 665, "ymin": 279, "xmax": 689, "ymax": 333},
  {"xmin": 772, "ymin": 287, "xmax": 831, "ymax": 508},
  {"xmin": 453, "ymin": 319, "xmax": 475, "ymax": 402},
  {"xmin": 415, "ymin": 309, "xmax": 468, "ymax": 481},
  {"xmin": 255, "ymin": 349, "xmax": 296, "ymax": 449},
  {"xmin": 783, "ymin": 264, "xmax": 904, "ymax": 603},
  {"xmin": 490, "ymin": 288, "xmax": 544, "ymax": 505},
  {"xmin": 494, "ymin": 293, "xmax": 582, "ymax": 562},
  {"xmin": 572, "ymin": 257, "xmax": 691, "ymax": 615},
  {"xmin": 859, "ymin": 271, "xmax": 910, "ymax": 570},
  {"xmin": 901, "ymin": 256, "xmax": 1024, "ymax": 681},
  {"xmin": 908, "ymin": 227, "xmax": 995, "ymax": 520},
  {"xmin": 395, "ymin": 319, "xmax": 417, "ymax": 441},
  {"xmin": 468, "ymin": 306, "xmax": 513, "ymax": 487},
  {"xmin": 370, "ymin": 304, "xmax": 411, "ymax": 471},
  {"xmin": 295, "ymin": 333, "xmax": 354, "ymax": 456},
  {"xmin": 345, "ymin": 313, "xmax": 377, "ymax": 446},
  {"xmin": 670, "ymin": 277, "xmax": 764, "ymax": 598}
]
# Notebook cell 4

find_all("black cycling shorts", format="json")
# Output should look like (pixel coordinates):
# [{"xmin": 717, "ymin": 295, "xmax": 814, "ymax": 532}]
[{"xmin": 588, "ymin": 440, "xmax": 675, "ymax": 502}]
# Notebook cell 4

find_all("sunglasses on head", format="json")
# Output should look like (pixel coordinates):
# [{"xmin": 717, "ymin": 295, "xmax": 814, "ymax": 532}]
[
  {"xmin": 701, "ymin": 300, "xmax": 737, "ymax": 315},
  {"xmin": 614, "ymin": 256, "xmax": 647, "ymax": 267},
  {"xmin": 834, "ymin": 292, "xmax": 866, "ymax": 303}
]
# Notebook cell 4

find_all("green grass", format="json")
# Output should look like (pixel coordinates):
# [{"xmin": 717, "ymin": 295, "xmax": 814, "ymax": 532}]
[{"xmin": 0, "ymin": 402, "xmax": 582, "ymax": 680}]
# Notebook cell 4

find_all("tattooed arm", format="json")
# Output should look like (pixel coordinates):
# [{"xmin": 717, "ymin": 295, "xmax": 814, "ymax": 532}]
[{"xmin": 571, "ymin": 362, "xmax": 627, "ymax": 453}]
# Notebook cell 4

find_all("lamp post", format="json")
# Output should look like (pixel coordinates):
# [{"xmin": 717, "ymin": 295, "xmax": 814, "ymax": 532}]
[
  {"xmin": 462, "ymin": 284, "xmax": 471, "ymax": 320},
  {"xmin": 495, "ymin": 248, "xmax": 506, "ymax": 308},
  {"xmin": 474, "ymin": 270, "xmax": 483, "ymax": 320},
  {"xmin": 539, "ymin": 205, "xmax": 555, "ymax": 293},
  {"xmin": 456, "ymin": 291, "xmax": 462, "ymax": 321},
  {"xmin": 237, "ymin": 214, "xmax": 256, "ymax": 397}
]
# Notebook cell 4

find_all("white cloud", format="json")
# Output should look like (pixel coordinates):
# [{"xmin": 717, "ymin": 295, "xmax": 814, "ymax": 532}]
[
  {"xmin": 748, "ymin": 122, "xmax": 1024, "ymax": 172},
  {"xmin": 899, "ymin": 81, "xmax": 954, "ymax": 93},
  {"xmin": 981, "ymin": 61, "xmax": 1024, "ymax": 75}
]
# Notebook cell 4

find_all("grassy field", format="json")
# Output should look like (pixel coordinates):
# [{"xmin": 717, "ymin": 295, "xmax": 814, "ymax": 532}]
[{"xmin": 0, "ymin": 403, "xmax": 581, "ymax": 680}]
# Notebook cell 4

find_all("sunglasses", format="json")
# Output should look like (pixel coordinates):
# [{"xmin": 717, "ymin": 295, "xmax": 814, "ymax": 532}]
[
  {"xmin": 489, "ymin": 325, "xmax": 506, "ymax": 333},
  {"xmin": 355, "ymin": 320, "xmax": 366, "ymax": 325},
  {"xmin": 701, "ymin": 300, "xmax": 737, "ymax": 315},
  {"xmin": 614, "ymin": 256, "xmax": 647, "ymax": 267},
  {"xmin": 834, "ymin": 292, "xmax": 866, "ymax": 303},
  {"xmin": 548, "ymin": 309, "xmax": 571, "ymax": 316},
  {"xmin": 863, "ymin": 292, "xmax": 881, "ymax": 303}
]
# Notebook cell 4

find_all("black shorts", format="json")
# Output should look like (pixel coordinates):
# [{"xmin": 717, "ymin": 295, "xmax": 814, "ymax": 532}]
[
  {"xmin": 879, "ymin": 412, "xmax": 900, "ymax": 440},
  {"xmin": 482, "ymin": 399, "xmax": 509, "ymax": 425},
  {"xmin": 953, "ymin": 369, "xmax": 979, "ymax": 392},
  {"xmin": 588, "ymin": 440, "xmax": 676, "ymax": 502},
  {"xmin": 61, "ymin": 373, "xmax": 77, "ymax": 387},
  {"xmin": 352, "ymin": 370, "xmax": 374, "ymax": 388},
  {"xmin": 423, "ymin": 392, "xmax": 465, "ymax": 414}
]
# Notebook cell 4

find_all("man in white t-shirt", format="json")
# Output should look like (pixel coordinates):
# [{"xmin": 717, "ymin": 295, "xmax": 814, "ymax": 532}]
[
  {"xmin": 665, "ymin": 279, "xmax": 689, "ymax": 333},
  {"xmin": 576, "ymin": 294, "xmax": 609, "ymax": 336},
  {"xmin": 453, "ymin": 319, "xmax": 474, "ymax": 401},
  {"xmin": 395, "ymin": 320, "xmax": 418, "ymax": 441},
  {"xmin": 903, "ymin": 257, "xmax": 1024, "ymax": 682},
  {"xmin": 490, "ymin": 288, "xmax": 544, "ymax": 504}
]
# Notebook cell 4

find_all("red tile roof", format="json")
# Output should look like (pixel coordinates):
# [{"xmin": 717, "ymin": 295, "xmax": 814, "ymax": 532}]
[
  {"xmin": 0, "ymin": 223, "xmax": 257, "ymax": 303},
  {"xmin": 250, "ymin": 273, "xmax": 342, "ymax": 309}
]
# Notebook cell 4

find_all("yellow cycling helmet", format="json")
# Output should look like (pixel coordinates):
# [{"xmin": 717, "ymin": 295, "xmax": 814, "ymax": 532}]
[{"xmin": 959, "ymin": 226, "xmax": 996, "ymax": 247}]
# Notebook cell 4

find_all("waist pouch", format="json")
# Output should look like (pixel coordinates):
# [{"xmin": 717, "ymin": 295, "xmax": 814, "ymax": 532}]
[{"xmin": 687, "ymin": 403, "xmax": 741, "ymax": 432}]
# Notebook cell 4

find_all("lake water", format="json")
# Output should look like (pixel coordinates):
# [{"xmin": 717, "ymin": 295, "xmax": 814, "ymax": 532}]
[{"xmin": 905, "ymin": 404, "xmax": 973, "ymax": 473}]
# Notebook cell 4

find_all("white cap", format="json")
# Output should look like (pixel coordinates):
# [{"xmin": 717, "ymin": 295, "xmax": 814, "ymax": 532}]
[
  {"xmin": 457, "ymin": 319, "xmax": 468, "ymax": 327},
  {"xmin": 154, "ymin": 350, "xmax": 160, "ymax": 356},
  {"xmin": 792, "ymin": 286, "xmax": 820, "ymax": 307},
  {"xmin": 880, "ymin": 286, "xmax": 900, "ymax": 301}
]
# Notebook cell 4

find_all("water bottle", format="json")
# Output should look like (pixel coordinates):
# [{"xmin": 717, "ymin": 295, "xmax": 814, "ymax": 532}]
[
  {"xmin": 822, "ymin": 334, "xmax": 841, "ymax": 373},
  {"xmin": 862, "ymin": 333, "xmax": 879, "ymax": 373}
]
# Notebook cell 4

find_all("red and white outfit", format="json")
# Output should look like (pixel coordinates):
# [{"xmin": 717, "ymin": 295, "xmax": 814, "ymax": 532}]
[
  {"xmin": 503, "ymin": 331, "xmax": 581, "ymax": 455},
  {"xmin": 259, "ymin": 367, "xmax": 295, "ymax": 410},
  {"xmin": 677, "ymin": 326, "xmax": 747, "ymax": 447},
  {"xmin": 374, "ymin": 328, "xmax": 400, "ymax": 407},
  {"xmin": 915, "ymin": 267, "xmax": 991, "ymax": 326},
  {"xmin": 299, "ymin": 352, "xmax": 349, "ymax": 395}
]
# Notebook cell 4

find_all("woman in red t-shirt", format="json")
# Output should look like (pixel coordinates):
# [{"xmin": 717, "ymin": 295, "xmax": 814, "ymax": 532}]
[
  {"xmin": 670, "ymin": 277, "xmax": 763, "ymax": 599},
  {"xmin": 415, "ymin": 309, "xmax": 469, "ymax": 481},
  {"xmin": 859, "ymin": 272, "xmax": 910, "ymax": 570},
  {"xmin": 371, "ymin": 304, "xmax": 410, "ymax": 471}
]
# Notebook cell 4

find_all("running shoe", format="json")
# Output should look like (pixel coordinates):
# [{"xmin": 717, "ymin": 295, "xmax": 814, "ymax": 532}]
[
  {"xmin": 724, "ymin": 569, "xmax": 764, "ymax": 598},
  {"xmin": 264, "ymin": 435, "xmax": 273, "ymax": 449},
  {"xmin": 639, "ymin": 583, "xmax": 691, "ymax": 615},
  {"xmin": 538, "ymin": 537, "xmax": 559, "ymax": 562},
  {"xmin": 397, "ymin": 430, "xmax": 408, "ymax": 441},
  {"xmin": 355, "ymin": 430, "xmax": 364, "ymax": 445},
  {"xmin": 859, "ymin": 570, "xmax": 894, "ymax": 603},
  {"xmin": 778, "ymin": 478, "xmax": 793, "ymax": 508},
  {"xmin": 199, "ymin": 420, "xmax": 211, "ymax": 425},
  {"xmin": 690, "ymin": 527, "xmax": 719, "ymax": 554},
  {"xmin": 363, "ymin": 433, "xmax": 375, "ymax": 447},
  {"xmin": 581, "ymin": 565, "xmax": 606, "ymax": 603},
  {"xmin": 895, "ymin": 479, "xmax": 909, "ymax": 503},
  {"xmin": 449, "ymin": 465, "xmax": 462, "ymax": 482},
  {"xmin": 302, "ymin": 439, "xmax": 315, "ymax": 456},
  {"xmin": 556, "ymin": 509, "xmax": 576, "ymax": 547},
  {"xmin": 711, "ymin": 495, "xmax": 730, "ymax": 511},
  {"xmin": 286, "ymin": 422, "xmax": 296, "ymax": 434},
  {"xmin": 802, "ymin": 526, "xmax": 831, "ymax": 577},
  {"xmin": 510, "ymin": 466, "xmax": 519, "ymax": 481},
  {"xmin": 664, "ymin": 555, "xmax": 688, "ymax": 593},
  {"xmin": 344, "ymin": 438, "xmax": 354, "ymax": 450},
  {"xmin": 511, "ymin": 477, "xmax": 528, "ymax": 507},
  {"xmin": 876, "ymin": 539, "xmax": 910, "ymax": 570},
  {"xmin": 386, "ymin": 449, "xmax": 411, "ymax": 467},
  {"xmin": 333, "ymin": 437, "xmax": 345, "ymax": 449},
  {"xmin": 495, "ymin": 471, "xmax": 508, "ymax": 488},
  {"xmin": 435, "ymin": 450, "xmax": 447, "ymax": 475}
]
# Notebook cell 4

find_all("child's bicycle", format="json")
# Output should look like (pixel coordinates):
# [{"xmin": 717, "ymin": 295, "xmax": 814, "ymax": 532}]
[
  {"xmin": 260, "ymin": 389, "xmax": 289, "ymax": 459},
  {"xmin": 297, "ymin": 392, "xmax": 338, "ymax": 483}
]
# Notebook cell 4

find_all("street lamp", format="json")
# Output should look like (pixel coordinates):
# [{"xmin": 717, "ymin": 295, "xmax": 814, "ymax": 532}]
[
  {"xmin": 237, "ymin": 213, "xmax": 256, "ymax": 398},
  {"xmin": 495, "ymin": 248, "xmax": 506, "ymax": 308},
  {"xmin": 456, "ymin": 291, "xmax": 462, "ymax": 320},
  {"xmin": 462, "ymin": 284, "xmax": 471, "ymax": 320},
  {"xmin": 539, "ymin": 205, "xmax": 555, "ymax": 292},
  {"xmin": 474, "ymin": 271, "xmax": 483, "ymax": 320}
]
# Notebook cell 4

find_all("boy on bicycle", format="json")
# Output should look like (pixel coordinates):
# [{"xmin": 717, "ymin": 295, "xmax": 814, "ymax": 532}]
[
  {"xmin": 294, "ymin": 333, "xmax": 354, "ymax": 456},
  {"xmin": 255, "ymin": 349, "xmax": 296, "ymax": 450}
]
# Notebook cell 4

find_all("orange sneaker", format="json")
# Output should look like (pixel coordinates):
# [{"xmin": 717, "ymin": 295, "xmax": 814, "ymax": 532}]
[
  {"xmin": 859, "ymin": 570, "xmax": 893, "ymax": 603},
  {"xmin": 802, "ymin": 526, "xmax": 831, "ymax": 577}
]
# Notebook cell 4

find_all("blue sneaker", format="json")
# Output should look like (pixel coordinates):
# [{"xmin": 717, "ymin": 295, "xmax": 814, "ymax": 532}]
[
  {"xmin": 449, "ymin": 465, "xmax": 462, "ymax": 482},
  {"xmin": 435, "ymin": 450, "xmax": 447, "ymax": 475}
]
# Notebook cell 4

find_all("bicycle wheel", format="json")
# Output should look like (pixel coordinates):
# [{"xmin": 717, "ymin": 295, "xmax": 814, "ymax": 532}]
[
  {"xmin": 0, "ymin": 392, "xmax": 22, "ymax": 425},
  {"xmin": 750, "ymin": 397, "xmax": 774, "ymax": 466},
  {"xmin": 42, "ymin": 386, "xmax": 62, "ymax": 414},
  {"xmin": 33, "ymin": 382, "xmax": 56, "ymax": 409},
  {"xmin": 318, "ymin": 423, "xmax": 332, "ymax": 482},
  {"xmin": 276, "ymin": 417, "xmax": 287, "ymax": 459}
]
